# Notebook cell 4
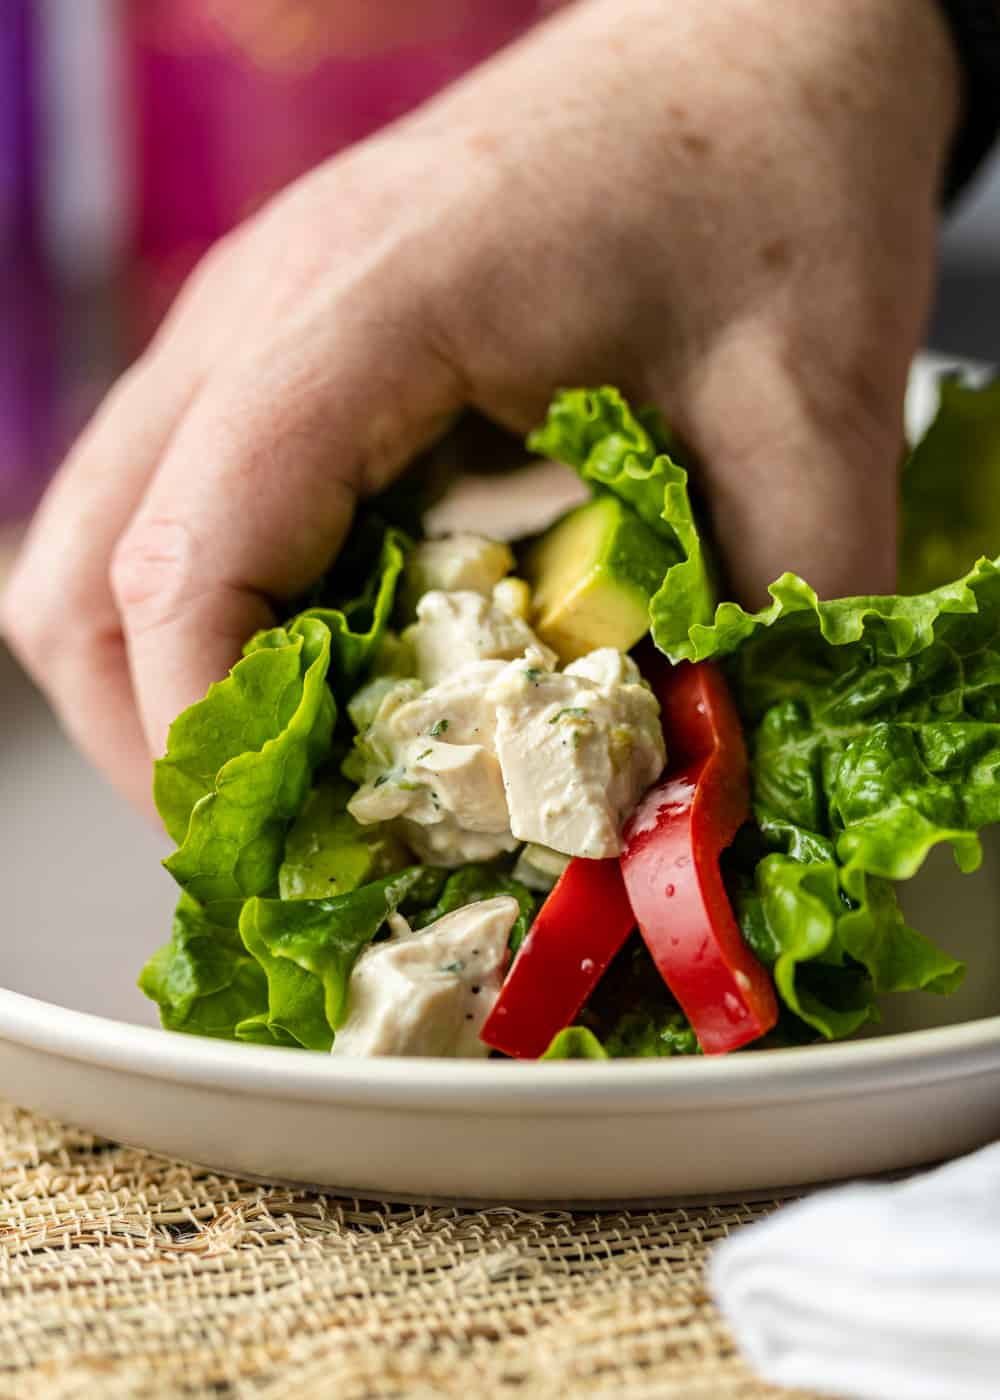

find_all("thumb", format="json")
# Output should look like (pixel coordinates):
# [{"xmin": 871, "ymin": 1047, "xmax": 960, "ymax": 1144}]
[{"xmin": 667, "ymin": 336, "xmax": 903, "ymax": 606}]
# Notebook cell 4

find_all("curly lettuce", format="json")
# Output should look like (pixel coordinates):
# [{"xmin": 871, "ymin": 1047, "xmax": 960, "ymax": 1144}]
[
  {"xmin": 667, "ymin": 560, "xmax": 1000, "ymax": 1036},
  {"xmin": 155, "ymin": 617, "xmax": 335, "ymax": 922},
  {"xmin": 139, "ymin": 893, "xmax": 290, "ymax": 1045},
  {"xmin": 142, "ymin": 377, "xmax": 1000, "ymax": 1055},
  {"xmin": 530, "ymin": 383, "xmax": 998, "ymax": 1045},
  {"xmin": 298, "ymin": 519, "xmax": 408, "ymax": 697},
  {"xmin": 706, "ymin": 558, "xmax": 1000, "ymax": 866},
  {"xmin": 153, "ymin": 520, "xmax": 407, "ymax": 917},
  {"xmin": 528, "ymin": 387, "xmax": 716, "ymax": 655},
  {"xmin": 734, "ymin": 836, "xmax": 962, "ymax": 1040},
  {"xmin": 141, "ymin": 522, "xmax": 413, "ymax": 1035},
  {"xmin": 238, "ymin": 867, "xmax": 445, "ymax": 1050},
  {"xmin": 411, "ymin": 863, "xmax": 538, "ymax": 952}
]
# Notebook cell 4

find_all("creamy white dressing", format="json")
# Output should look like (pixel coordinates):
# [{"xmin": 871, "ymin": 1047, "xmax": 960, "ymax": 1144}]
[
  {"xmin": 346, "ymin": 535, "xmax": 666, "ymax": 867},
  {"xmin": 564, "ymin": 648, "xmax": 644, "ymax": 689},
  {"xmin": 347, "ymin": 654, "xmax": 516, "ymax": 866},
  {"xmin": 330, "ymin": 896, "xmax": 519, "ymax": 1058},
  {"xmin": 489, "ymin": 648, "xmax": 665, "ymax": 858},
  {"xmin": 404, "ymin": 533, "xmax": 514, "ymax": 600},
  {"xmin": 407, "ymin": 590, "xmax": 552, "ymax": 687}
]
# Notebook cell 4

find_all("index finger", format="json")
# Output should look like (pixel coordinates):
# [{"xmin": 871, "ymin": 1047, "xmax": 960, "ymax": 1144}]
[
  {"xmin": 2, "ymin": 354, "xmax": 199, "ymax": 812},
  {"xmin": 111, "ymin": 298, "xmax": 461, "ymax": 761}
]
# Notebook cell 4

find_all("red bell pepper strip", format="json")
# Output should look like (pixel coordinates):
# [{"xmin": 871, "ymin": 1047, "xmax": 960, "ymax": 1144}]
[
  {"xmin": 479, "ymin": 855, "xmax": 635, "ymax": 1059},
  {"xmin": 619, "ymin": 657, "xmax": 778, "ymax": 1054}
]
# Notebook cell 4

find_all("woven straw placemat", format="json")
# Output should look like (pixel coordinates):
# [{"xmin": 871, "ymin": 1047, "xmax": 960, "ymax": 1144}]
[{"xmin": 0, "ymin": 1100, "xmax": 834, "ymax": 1400}]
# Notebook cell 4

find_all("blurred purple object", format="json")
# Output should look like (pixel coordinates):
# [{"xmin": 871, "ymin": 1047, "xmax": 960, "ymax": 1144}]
[
  {"xmin": 127, "ymin": 1, "xmax": 566, "ymax": 340},
  {"xmin": 0, "ymin": 0, "xmax": 37, "ymax": 254},
  {"xmin": 0, "ymin": 6, "xmax": 54, "ymax": 525},
  {"xmin": 0, "ymin": 264, "xmax": 59, "ymax": 521}
]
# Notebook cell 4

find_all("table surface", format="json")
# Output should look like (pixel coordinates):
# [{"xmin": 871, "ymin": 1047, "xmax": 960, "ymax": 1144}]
[{"xmin": 0, "ymin": 1100, "xmax": 832, "ymax": 1400}]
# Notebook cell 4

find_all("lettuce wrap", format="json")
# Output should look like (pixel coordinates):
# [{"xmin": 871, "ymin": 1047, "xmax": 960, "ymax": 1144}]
[{"xmin": 141, "ymin": 373, "xmax": 1000, "ymax": 1058}]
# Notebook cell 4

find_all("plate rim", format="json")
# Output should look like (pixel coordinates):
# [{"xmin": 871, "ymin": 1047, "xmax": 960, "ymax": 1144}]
[{"xmin": 4, "ymin": 984, "xmax": 1000, "ymax": 1115}]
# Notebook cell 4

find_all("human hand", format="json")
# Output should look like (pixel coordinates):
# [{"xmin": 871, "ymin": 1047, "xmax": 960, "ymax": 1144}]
[{"xmin": 3, "ymin": 0, "xmax": 959, "ymax": 812}]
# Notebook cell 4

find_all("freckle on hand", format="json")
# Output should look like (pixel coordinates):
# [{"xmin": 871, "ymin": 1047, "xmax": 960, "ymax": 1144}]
[
  {"xmin": 681, "ymin": 131, "xmax": 712, "ymax": 157},
  {"xmin": 759, "ymin": 238, "xmax": 790, "ymax": 270}
]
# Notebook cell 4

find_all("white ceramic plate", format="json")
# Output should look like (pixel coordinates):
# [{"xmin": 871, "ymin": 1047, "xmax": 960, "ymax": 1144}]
[{"xmin": 4, "ymin": 355, "xmax": 1000, "ymax": 1204}]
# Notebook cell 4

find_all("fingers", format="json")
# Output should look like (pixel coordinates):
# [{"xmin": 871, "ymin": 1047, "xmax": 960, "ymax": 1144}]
[
  {"xmin": 2, "ymin": 353, "xmax": 200, "ymax": 812},
  {"xmin": 665, "ymin": 326, "xmax": 903, "ymax": 606},
  {"xmin": 3, "ymin": 211, "xmax": 462, "ymax": 809},
  {"xmin": 112, "ymin": 296, "xmax": 461, "ymax": 760}
]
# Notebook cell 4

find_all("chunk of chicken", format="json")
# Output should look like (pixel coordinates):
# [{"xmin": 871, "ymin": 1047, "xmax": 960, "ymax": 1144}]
[
  {"xmin": 406, "ymin": 590, "xmax": 555, "ymax": 686},
  {"xmin": 405, "ymin": 533, "xmax": 514, "ymax": 599},
  {"xmin": 488, "ymin": 658, "xmax": 665, "ymax": 858},
  {"xmin": 330, "ymin": 896, "xmax": 518, "ymax": 1057},
  {"xmin": 346, "ymin": 660, "xmax": 515, "ymax": 866}
]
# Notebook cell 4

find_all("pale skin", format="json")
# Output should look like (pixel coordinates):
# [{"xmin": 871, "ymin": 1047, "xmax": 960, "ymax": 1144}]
[{"xmin": 2, "ymin": 0, "xmax": 961, "ymax": 814}]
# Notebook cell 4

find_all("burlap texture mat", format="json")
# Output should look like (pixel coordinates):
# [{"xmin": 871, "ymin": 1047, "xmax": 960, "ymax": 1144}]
[{"xmin": 0, "ymin": 1099, "xmax": 829, "ymax": 1400}]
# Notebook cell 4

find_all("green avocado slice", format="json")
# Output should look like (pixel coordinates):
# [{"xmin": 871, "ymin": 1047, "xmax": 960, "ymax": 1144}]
[{"xmin": 525, "ymin": 494, "xmax": 677, "ymax": 662}]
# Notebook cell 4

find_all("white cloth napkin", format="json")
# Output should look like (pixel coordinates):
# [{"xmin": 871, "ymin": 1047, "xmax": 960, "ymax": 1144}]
[{"xmin": 710, "ymin": 1143, "xmax": 1000, "ymax": 1400}]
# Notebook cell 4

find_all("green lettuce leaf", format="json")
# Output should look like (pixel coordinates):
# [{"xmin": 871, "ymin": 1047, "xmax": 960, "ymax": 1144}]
[
  {"xmin": 411, "ymin": 863, "xmax": 539, "ymax": 952},
  {"xmin": 153, "ymin": 619, "xmax": 330, "ymax": 849},
  {"xmin": 238, "ymin": 866, "xmax": 446, "ymax": 1050},
  {"xmin": 542, "ymin": 1010, "xmax": 700, "ymax": 1057},
  {"xmin": 297, "ymin": 518, "xmax": 408, "ymax": 696},
  {"xmin": 527, "ymin": 387, "xmax": 988, "ymax": 1043},
  {"xmin": 143, "ymin": 523, "xmax": 414, "ymax": 1041},
  {"xmin": 152, "ymin": 523, "xmax": 408, "ymax": 926},
  {"xmin": 528, "ymin": 387, "xmax": 716, "ymax": 656},
  {"xmin": 901, "ymin": 375, "xmax": 1000, "ymax": 594},
  {"xmin": 278, "ymin": 777, "xmax": 409, "ymax": 899},
  {"xmin": 156, "ymin": 617, "xmax": 335, "ymax": 920},
  {"xmin": 567, "ymin": 935, "xmax": 702, "ymax": 1057},
  {"xmin": 717, "ymin": 558, "xmax": 1000, "ymax": 873},
  {"xmin": 672, "ymin": 562, "xmax": 996, "ymax": 666},
  {"xmin": 602, "ymin": 1008, "xmax": 701, "ymax": 1058},
  {"xmin": 138, "ymin": 893, "xmax": 294, "ymax": 1045},
  {"xmin": 734, "ymin": 846, "xmax": 961, "ymax": 1039},
  {"xmin": 696, "ymin": 561, "xmax": 1000, "ymax": 1036},
  {"xmin": 542, "ymin": 1027, "xmax": 609, "ymax": 1059}
]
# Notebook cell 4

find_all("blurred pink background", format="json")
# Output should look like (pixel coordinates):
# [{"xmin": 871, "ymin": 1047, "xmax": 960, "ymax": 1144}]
[
  {"xmin": 3, "ymin": 0, "xmax": 998, "ymax": 533},
  {"xmin": 1, "ymin": 0, "xmax": 563, "ymax": 525}
]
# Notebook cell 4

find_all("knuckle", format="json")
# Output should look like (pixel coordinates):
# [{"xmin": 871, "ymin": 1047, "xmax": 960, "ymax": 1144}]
[
  {"xmin": 76, "ymin": 356, "xmax": 158, "ymax": 448},
  {"xmin": 149, "ymin": 230, "xmax": 243, "ymax": 351},
  {"xmin": 801, "ymin": 340, "xmax": 901, "ymax": 463},
  {"xmin": 780, "ymin": 280, "xmax": 909, "ymax": 423},
  {"xmin": 110, "ymin": 519, "xmax": 194, "ymax": 628},
  {"xmin": 1, "ymin": 568, "xmax": 71, "ymax": 680},
  {"xmin": 752, "ymin": 309, "xmax": 902, "ymax": 462},
  {"xmin": 181, "ymin": 231, "xmax": 241, "ymax": 305},
  {"xmin": 102, "ymin": 353, "xmax": 156, "ymax": 411},
  {"xmin": 0, "ymin": 573, "xmax": 45, "ymax": 666}
]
